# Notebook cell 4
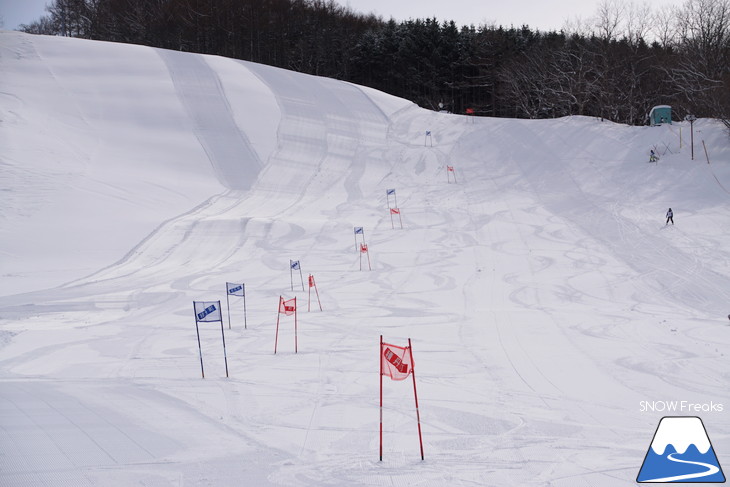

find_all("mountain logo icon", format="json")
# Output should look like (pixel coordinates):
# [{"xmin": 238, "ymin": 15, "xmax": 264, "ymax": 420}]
[{"xmin": 637, "ymin": 416, "xmax": 725, "ymax": 483}]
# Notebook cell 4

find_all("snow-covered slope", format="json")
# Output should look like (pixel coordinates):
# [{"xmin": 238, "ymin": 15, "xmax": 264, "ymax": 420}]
[{"xmin": 1, "ymin": 31, "xmax": 728, "ymax": 486}]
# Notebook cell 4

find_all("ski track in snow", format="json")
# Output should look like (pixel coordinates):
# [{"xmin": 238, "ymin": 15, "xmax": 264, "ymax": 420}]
[{"xmin": 1, "ymin": 31, "xmax": 729, "ymax": 486}]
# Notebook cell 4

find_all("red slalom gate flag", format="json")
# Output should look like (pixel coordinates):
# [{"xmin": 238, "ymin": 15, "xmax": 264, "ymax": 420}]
[
  {"xmin": 390, "ymin": 208, "xmax": 400, "ymax": 215},
  {"xmin": 360, "ymin": 243, "xmax": 368, "ymax": 253},
  {"xmin": 381, "ymin": 342, "xmax": 413, "ymax": 381},
  {"xmin": 280, "ymin": 297, "xmax": 296, "ymax": 315},
  {"xmin": 379, "ymin": 336, "xmax": 424, "ymax": 461},
  {"xmin": 447, "ymin": 165, "xmax": 454, "ymax": 172}
]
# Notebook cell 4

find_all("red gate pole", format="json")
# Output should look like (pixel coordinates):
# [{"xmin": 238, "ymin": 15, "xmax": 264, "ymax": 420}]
[
  {"xmin": 274, "ymin": 297, "xmax": 281, "ymax": 354},
  {"xmin": 408, "ymin": 338, "xmax": 424, "ymax": 460},
  {"xmin": 314, "ymin": 279, "xmax": 322, "ymax": 311},
  {"xmin": 379, "ymin": 335, "xmax": 383, "ymax": 461},
  {"xmin": 294, "ymin": 297, "xmax": 298, "ymax": 353}
]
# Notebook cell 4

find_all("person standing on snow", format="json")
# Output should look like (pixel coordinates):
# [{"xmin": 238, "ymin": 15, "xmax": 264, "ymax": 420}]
[{"xmin": 666, "ymin": 208, "xmax": 674, "ymax": 225}]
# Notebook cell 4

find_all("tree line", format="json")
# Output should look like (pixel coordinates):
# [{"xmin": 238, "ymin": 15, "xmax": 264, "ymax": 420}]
[{"xmin": 20, "ymin": 0, "xmax": 730, "ymax": 125}]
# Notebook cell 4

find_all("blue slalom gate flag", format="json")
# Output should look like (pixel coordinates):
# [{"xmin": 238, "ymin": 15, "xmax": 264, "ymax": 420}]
[
  {"xmin": 225, "ymin": 282, "xmax": 247, "ymax": 330},
  {"xmin": 194, "ymin": 301, "xmax": 222, "ymax": 323},
  {"xmin": 192, "ymin": 300, "xmax": 229, "ymax": 379},
  {"xmin": 426, "ymin": 130, "xmax": 431, "ymax": 136},
  {"xmin": 354, "ymin": 227, "xmax": 364, "ymax": 235},
  {"xmin": 386, "ymin": 189, "xmax": 396, "ymax": 196},
  {"xmin": 227, "ymin": 283, "xmax": 245, "ymax": 297},
  {"xmin": 290, "ymin": 260, "xmax": 304, "ymax": 291}
]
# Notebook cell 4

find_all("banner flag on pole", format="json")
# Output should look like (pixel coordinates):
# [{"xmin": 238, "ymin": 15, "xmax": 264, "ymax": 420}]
[
  {"xmin": 381, "ymin": 341, "xmax": 413, "ymax": 380},
  {"xmin": 354, "ymin": 226, "xmax": 365, "ymax": 251},
  {"xmin": 290, "ymin": 260, "xmax": 304, "ymax": 291},
  {"xmin": 386, "ymin": 189, "xmax": 397, "ymax": 209},
  {"xmin": 192, "ymin": 300, "xmax": 229, "ymax": 378},
  {"xmin": 275, "ymin": 296, "xmax": 298, "ymax": 353},
  {"xmin": 359, "ymin": 243, "xmax": 372, "ymax": 271},
  {"xmin": 380, "ymin": 336, "xmax": 424, "ymax": 461},
  {"xmin": 425, "ymin": 130, "xmax": 432, "ymax": 147},
  {"xmin": 226, "ymin": 282, "xmax": 247, "ymax": 329},
  {"xmin": 194, "ymin": 301, "xmax": 222, "ymax": 323},
  {"xmin": 227, "ymin": 283, "xmax": 244, "ymax": 296},
  {"xmin": 447, "ymin": 165, "xmax": 457, "ymax": 183},
  {"xmin": 389, "ymin": 208, "xmax": 403, "ymax": 229},
  {"xmin": 280, "ymin": 297, "xmax": 296, "ymax": 315},
  {"xmin": 308, "ymin": 274, "xmax": 323, "ymax": 311}
]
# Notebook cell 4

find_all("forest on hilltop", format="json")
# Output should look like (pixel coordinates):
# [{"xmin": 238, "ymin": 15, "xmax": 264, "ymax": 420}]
[{"xmin": 20, "ymin": 0, "xmax": 730, "ymax": 125}]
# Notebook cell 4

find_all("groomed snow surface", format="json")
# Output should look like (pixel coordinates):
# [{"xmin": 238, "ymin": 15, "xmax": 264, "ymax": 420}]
[{"xmin": 1, "ymin": 31, "xmax": 729, "ymax": 486}]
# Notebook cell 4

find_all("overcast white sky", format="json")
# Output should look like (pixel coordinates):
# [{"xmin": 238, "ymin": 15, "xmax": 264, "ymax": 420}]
[{"xmin": 2, "ymin": 0, "xmax": 682, "ymax": 32}]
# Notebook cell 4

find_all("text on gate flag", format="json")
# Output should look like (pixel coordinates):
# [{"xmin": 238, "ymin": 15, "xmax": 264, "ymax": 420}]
[{"xmin": 227, "ymin": 283, "xmax": 244, "ymax": 296}]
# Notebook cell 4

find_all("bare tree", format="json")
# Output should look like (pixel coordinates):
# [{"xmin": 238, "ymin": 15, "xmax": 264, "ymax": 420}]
[
  {"xmin": 652, "ymin": 4, "xmax": 679, "ymax": 47},
  {"xmin": 676, "ymin": 0, "xmax": 730, "ymax": 76},
  {"xmin": 624, "ymin": 1, "xmax": 653, "ymax": 45},
  {"xmin": 594, "ymin": 0, "xmax": 627, "ymax": 40},
  {"xmin": 19, "ymin": 15, "xmax": 57, "ymax": 35},
  {"xmin": 561, "ymin": 15, "xmax": 593, "ymax": 37},
  {"xmin": 671, "ymin": 0, "xmax": 730, "ymax": 117}
]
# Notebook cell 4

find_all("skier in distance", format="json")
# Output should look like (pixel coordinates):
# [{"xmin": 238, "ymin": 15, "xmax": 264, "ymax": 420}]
[{"xmin": 666, "ymin": 208, "xmax": 674, "ymax": 225}]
